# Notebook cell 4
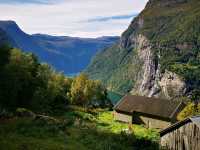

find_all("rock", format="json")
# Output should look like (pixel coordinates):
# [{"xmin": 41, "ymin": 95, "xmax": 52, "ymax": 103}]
[
  {"xmin": 159, "ymin": 71, "xmax": 187, "ymax": 99},
  {"xmin": 130, "ymin": 34, "xmax": 159, "ymax": 97},
  {"xmin": 16, "ymin": 108, "xmax": 36, "ymax": 118},
  {"xmin": 130, "ymin": 35, "xmax": 186, "ymax": 99},
  {"xmin": 35, "ymin": 114, "xmax": 59, "ymax": 124}
]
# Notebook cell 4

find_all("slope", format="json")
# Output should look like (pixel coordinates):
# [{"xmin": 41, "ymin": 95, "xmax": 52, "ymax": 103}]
[
  {"xmin": 0, "ymin": 21, "xmax": 119, "ymax": 74},
  {"xmin": 85, "ymin": 0, "xmax": 200, "ymax": 99}
]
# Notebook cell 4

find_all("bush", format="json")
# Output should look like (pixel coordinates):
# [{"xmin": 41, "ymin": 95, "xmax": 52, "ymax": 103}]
[
  {"xmin": 177, "ymin": 102, "xmax": 200, "ymax": 120},
  {"xmin": 0, "ymin": 108, "xmax": 14, "ymax": 119}
]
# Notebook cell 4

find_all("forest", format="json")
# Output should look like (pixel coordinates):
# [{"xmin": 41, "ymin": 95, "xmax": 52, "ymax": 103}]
[{"xmin": 0, "ymin": 45, "xmax": 109, "ymax": 113}]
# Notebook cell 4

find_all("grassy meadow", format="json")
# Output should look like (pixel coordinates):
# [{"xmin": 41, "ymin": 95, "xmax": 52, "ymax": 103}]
[{"xmin": 0, "ymin": 107, "xmax": 159, "ymax": 150}]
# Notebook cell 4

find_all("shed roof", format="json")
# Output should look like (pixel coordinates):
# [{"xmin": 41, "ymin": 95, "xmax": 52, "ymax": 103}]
[
  {"xmin": 114, "ymin": 95, "xmax": 184, "ymax": 120},
  {"xmin": 190, "ymin": 116, "xmax": 200, "ymax": 128},
  {"xmin": 160, "ymin": 115, "xmax": 200, "ymax": 136}
]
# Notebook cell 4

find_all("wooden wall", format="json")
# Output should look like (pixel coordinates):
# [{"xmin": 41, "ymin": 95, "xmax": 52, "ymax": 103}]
[
  {"xmin": 114, "ymin": 111, "xmax": 132, "ymax": 123},
  {"xmin": 139, "ymin": 115, "xmax": 171, "ymax": 129},
  {"xmin": 114, "ymin": 111, "xmax": 171, "ymax": 129},
  {"xmin": 160, "ymin": 122, "xmax": 200, "ymax": 150}
]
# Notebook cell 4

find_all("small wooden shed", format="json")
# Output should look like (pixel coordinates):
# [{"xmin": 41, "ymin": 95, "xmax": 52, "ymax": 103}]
[
  {"xmin": 160, "ymin": 116, "xmax": 200, "ymax": 150},
  {"xmin": 113, "ymin": 95, "xmax": 185, "ymax": 129}
]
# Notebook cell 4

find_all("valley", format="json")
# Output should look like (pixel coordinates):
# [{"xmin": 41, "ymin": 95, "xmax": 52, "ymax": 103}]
[
  {"xmin": 85, "ymin": 0, "xmax": 200, "ymax": 100},
  {"xmin": 0, "ymin": 0, "xmax": 200, "ymax": 149},
  {"xmin": 0, "ymin": 21, "xmax": 119, "ymax": 74}
]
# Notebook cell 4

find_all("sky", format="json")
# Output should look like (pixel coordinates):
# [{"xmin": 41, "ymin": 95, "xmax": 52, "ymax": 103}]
[{"xmin": 0, "ymin": 0, "xmax": 148, "ymax": 38}]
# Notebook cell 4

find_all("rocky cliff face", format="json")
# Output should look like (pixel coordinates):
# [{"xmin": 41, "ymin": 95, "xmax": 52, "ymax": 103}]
[
  {"xmin": 121, "ymin": 33, "xmax": 187, "ymax": 99},
  {"xmin": 120, "ymin": 5, "xmax": 189, "ymax": 99},
  {"xmin": 86, "ymin": 0, "xmax": 200, "ymax": 99}
]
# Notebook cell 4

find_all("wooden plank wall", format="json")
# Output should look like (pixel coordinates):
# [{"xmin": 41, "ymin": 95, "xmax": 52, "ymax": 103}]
[
  {"xmin": 114, "ymin": 111, "xmax": 132, "ymax": 123},
  {"xmin": 160, "ymin": 122, "xmax": 200, "ymax": 150}
]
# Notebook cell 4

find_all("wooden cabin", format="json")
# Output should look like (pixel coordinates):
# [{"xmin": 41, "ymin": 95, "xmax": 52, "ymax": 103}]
[
  {"xmin": 113, "ymin": 95, "xmax": 185, "ymax": 129},
  {"xmin": 160, "ymin": 116, "xmax": 200, "ymax": 150}
]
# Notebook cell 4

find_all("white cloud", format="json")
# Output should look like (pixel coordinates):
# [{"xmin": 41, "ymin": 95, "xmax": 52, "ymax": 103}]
[{"xmin": 0, "ymin": 0, "xmax": 148, "ymax": 37}]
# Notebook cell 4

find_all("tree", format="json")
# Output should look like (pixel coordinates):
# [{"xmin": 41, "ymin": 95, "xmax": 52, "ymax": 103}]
[
  {"xmin": 0, "ymin": 45, "xmax": 11, "ymax": 108},
  {"xmin": 70, "ymin": 73, "xmax": 88, "ymax": 105},
  {"xmin": 0, "ymin": 44, "xmax": 11, "ymax": 68},
  {"xmin": 0, "ymin": 47, "xmax": 70, "ymax": 113},
  {"xmin": 0, "ymin": 48, "xmax": 39, "ymax": 109},
  {"xmin": 32, "ymin": 64, "xmax": 70, "ymax": 113},
  {"xmin": 69, "ymin": 73, "xmax": 108, "ymax": 107}
]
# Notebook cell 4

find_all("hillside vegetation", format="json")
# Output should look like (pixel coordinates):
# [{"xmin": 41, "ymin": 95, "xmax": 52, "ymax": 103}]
[
  {"xmin": 0, "ymin": 45, "xmax": 108, "ymax": 113},
  {"xmin": 85, "ymin": 0, "xmax": 200, "ymax": 99},
  {"xmin": 0, "ymin": 108, "xmax": 159, "ymax": 150}
]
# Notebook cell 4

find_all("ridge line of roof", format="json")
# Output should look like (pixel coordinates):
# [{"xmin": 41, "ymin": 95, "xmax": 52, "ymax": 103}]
[
  {"xmin": 113, "ymin": 94, "xmax": 128, "ymax": 110},
  {"xmin": 169, "ymin": 101, "xmax": 184, "ymax": 119},
  {"xmin": 122, "ymin": 94, "xmax": 181, "ymax": 103},
  {"xmin": 160, "ymin": 115, "xmax": 200, "ymax": 136},
  {"xmin": 160, "ymin": 118, "xmax": 191, "ymax": 136},
  {"xmin": 190, "ymin": 115, "xmax": 200, "ymax": 119}
]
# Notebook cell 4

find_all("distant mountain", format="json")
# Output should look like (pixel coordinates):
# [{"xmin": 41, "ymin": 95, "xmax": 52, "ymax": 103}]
[
  {"xmin": 0, "ymin": 21, "xmax": 119, "ymax": 74},
  {"xmin": 0, "ymin": 28, "xmax": 15, "ymax": 46},
  {"xmin": 85, "ymin": 0, "xmax": 200, "ymax": 99}
]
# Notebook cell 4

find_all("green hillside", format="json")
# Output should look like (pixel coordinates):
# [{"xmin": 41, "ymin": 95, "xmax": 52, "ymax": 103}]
[{"xmin": 85, "ymin": 0, "xmax": 200, "ymax": 97}]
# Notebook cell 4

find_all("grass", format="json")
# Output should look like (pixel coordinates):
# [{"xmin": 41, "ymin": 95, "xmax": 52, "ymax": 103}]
[
  {"xmin": 0, "ymin": 118, "xmax": 69, "ymax": 150},
  {"xmin": 96, "ymin": 111, "xmax": 159, "ymax": 140},
  {"xmin": 0, "ymin": 107, "xmax": 159, "ymax": 150},
  {"xmin": 64, "ymin": 107, "xmax": 159, "ymax": 140}
]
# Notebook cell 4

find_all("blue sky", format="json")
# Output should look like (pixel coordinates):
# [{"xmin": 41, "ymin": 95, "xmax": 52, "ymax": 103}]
[{"xmin": 0, "ymin": 0, "xmax": 148, "ymax": 37}]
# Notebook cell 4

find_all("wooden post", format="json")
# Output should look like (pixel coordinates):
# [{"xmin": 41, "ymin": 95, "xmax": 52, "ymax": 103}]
[{"xmin": 128, "ymin": 122, "xmax": 133, "ymax": 134}]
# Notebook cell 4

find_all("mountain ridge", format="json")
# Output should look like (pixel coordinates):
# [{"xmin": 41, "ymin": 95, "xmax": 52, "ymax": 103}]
[
  {"xmin": 85, "ymin": 0, "xmax": 200, "ymax": 99},
  {"xmin": 0, "ymin": 20, "xmax": 119, "ymax": 74}
]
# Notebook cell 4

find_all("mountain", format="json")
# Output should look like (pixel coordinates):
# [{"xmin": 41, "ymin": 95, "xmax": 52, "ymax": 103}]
[
  {"xmin": 0, "ymin": 21, "xmax": 119, "ymax": 74},
  {"xmin": 85, "ymin": 0, "xmax": 200, "ymax": 99},
  {"xmin": 0, "ymin": 28, "xmax": 15, "ymax": 46}
]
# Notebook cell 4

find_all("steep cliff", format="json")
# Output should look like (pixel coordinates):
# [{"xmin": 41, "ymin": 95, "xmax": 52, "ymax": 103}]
[{"xmin": 85, "ymin": 0, "xmax": 200, "ymax": 99}]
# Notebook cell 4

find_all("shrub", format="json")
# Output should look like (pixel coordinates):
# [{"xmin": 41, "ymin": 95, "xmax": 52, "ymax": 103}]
[
  {"xmin": 177, "ymin": 102, "xmax": 200, "ymax": 120},
  {"xmin": 0, "ymin": 108, "xmax": 14, "ymax": 119}
]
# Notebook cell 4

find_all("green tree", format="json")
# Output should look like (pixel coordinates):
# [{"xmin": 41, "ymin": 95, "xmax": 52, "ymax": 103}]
[
  {"xmin": 0, "ymin": 47, "xmax": 70, "ymax": 113},
  {"xmin": 0, "ymin": 45, "xmax": 11, "ymax": 108},
  {"xmin": 69, "ymin": 73, "xmax": 107, "ymax": 106},
  {"xmin": 70, "ymin": 73, "xmax": 88, "ymax": 105},
  {"xmin": 0, "ymin": 48, "xmax": 39, "ymax": 109},
  {"xmin": 32, "ymin": 64, "xmax": 69, "ymax": 113}
]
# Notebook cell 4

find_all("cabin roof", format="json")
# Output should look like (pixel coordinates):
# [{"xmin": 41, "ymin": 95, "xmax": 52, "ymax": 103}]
[
  {"xmin": 160, "ymin": 115, "xmax": 200, "ymax": 136},
  {"xmin": 114, "ymin": 94, "xmax": 184, "ymax": 120}
]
